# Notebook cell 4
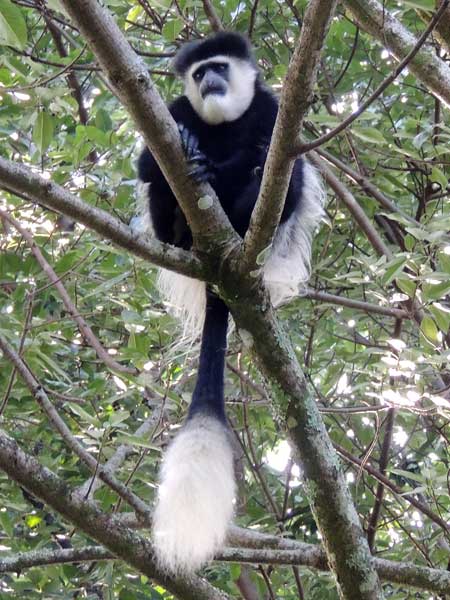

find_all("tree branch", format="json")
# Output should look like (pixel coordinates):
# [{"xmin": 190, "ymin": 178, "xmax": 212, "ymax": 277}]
[
  {"xmin": 0, "ymin": 431, "xmax": 232, "ymax": 600},
  {"xmin": 0, "ymin": 335, "xmax": 151, "ymax": 520},
  {"xmin": 58, "ymin": 0, "xmax": 238, "ymax": 256},
  {"xmin": 242, "ymin": 0, "xmax": 338, "ymax": 270},
  {"xmin": 202, "ymin": 0, "xmax": 223, "ymax": 31},
  {"xmin": 0, "ymin": 157, "xmax": 205, "ymax": 280},
  {"xmin": 343, "ymin": 0, "xmax": 450, "ymax": 107},
  {"xmin": 305, "ymin": 289, "xmax": 409, "ymax": 319},
  {"xmin": 4, "ymin": 538, "xmax": 450, "ymax": 595}
]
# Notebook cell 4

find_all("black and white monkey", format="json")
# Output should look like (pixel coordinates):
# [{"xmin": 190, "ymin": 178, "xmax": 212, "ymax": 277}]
[{"xmin": 137, "ymin": 32, "xmax": 324, "ymax": 574}]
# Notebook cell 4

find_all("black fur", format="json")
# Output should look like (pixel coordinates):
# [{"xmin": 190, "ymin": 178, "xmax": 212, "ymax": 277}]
[
  {"xmin": 173, "ymin": 32, "xmax": 255, "ymax": 75},
  {"xmin": 137, "ymin": 81, "xmax": 304, "ymax": 250}
]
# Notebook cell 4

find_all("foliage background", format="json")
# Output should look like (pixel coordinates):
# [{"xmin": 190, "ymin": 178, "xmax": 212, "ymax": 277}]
[{"xmin": 0, "ymin": 0, "xmax": 450, "ymax": 598}]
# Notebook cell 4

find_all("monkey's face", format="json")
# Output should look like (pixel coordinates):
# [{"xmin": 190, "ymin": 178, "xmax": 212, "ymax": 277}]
[{"xmin": 185, "ymin": 56, "xmax": 257, "ymax": 125}]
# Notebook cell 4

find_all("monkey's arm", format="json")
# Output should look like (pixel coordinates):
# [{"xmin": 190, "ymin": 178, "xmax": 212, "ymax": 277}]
[{"xmin": 137, "ymin": 148, "xmax": 181, "ymax": 245}]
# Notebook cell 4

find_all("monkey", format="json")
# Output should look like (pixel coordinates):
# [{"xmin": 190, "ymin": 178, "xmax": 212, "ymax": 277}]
[{"xmin": 137, "ymin": 31, "xmax": 324, "ymax": 574}]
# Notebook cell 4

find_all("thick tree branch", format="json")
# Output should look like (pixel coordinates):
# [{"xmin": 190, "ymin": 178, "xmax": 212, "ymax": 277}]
[
  {"xmin": 0, "ymin": 157, "xmax": 205, "ymax": 280},
  {"xmin": 4, "ymin": 538, "xmax": 450, "ymax": 595},
  {"xmin": 202, "ymin": 0, "xmax": 223, "ymax": 31},
  {"xmin": 242, "ymin": 0, "xmax": 338, "ymax": 270},
  {"xmin": 221, "ymin": 279, "xmax": 383, "ymax": 599},
  {"xmin": 432, "ymin": 0, "xmax": 450, "ymax": 52},
  {"xmin": 343, "ymin": 0, "xmax": 450, "ymax": 107},
  {"xmin": 0, "ymin": 431, "xmax": 231, "ymax": 600},
  {"xmin": 59, "ymin": 0, "xmax": 238, "ymax": 256}
]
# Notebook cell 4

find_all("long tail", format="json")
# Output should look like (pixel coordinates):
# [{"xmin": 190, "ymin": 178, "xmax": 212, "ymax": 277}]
[{"xmin": 152, "ymin": 290, "xmax": 235, "ymax": 574}]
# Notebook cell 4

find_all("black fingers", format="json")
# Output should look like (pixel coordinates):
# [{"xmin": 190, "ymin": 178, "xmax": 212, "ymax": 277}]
[
  {"xmin": 178, "ymin": 123, "xmax": 215, "ymax": 184},
  {"xmin": 188, "ymin": 163, "xmax": 216, "ymax": 184},
  {"xmin": 178, "ymin": 123, "xmax": 199, "ymax": 160}
]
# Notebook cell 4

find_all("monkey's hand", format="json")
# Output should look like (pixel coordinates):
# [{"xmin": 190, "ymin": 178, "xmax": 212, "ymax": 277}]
[
  {"xmin": 253, "ymin": 136, "xmax": 271, "ymax": 179},
  {"xmin": 178, "ymin": 123, "xmax": 216, "ymax": 184}
]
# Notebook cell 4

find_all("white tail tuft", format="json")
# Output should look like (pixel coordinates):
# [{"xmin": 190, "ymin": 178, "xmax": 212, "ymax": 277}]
[{"xmin": 153, "ymin": 415, "xmax": 236, "ymax": 574}]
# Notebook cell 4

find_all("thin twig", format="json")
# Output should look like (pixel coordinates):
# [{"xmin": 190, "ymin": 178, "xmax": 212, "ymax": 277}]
[
  {"xmin": 305, "ymin": 288, "xmax": 409, "ymax": 318},
  {"xmin": 202, "ymin": 0, "xmax": 223, "ymax": 31},
  {"xmin": 1, "ymin": 209, "xmax": 137, "ymax": 375}
]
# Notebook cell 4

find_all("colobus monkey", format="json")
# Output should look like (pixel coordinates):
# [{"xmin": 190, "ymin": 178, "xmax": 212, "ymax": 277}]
[{"xmin": 137, "ymin": 32, "xmax": 324, "ymax": 574}]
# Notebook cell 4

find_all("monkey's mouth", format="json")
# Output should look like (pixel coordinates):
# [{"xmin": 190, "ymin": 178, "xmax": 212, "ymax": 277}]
[{"xmin": 201, "ymin": 86, "xmax": 226, "ymax": 99}]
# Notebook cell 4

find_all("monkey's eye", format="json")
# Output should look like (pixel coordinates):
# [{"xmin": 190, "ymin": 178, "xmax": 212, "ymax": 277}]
[{"xmin": 193, "ymin": 70, "xmax": 203, "ymax": 81}]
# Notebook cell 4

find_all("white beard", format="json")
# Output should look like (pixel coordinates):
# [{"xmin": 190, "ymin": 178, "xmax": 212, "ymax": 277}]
[{"xmin": 201, "ymin": 94, "xmax": 235, "ymax": 125}]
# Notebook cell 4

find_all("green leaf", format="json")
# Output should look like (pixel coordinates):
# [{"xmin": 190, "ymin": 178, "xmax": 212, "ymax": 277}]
[
  {"xmin": 162, "ymin": 19, "xmax": 184, "ymax": 41},
  {"xmin": 352, "ymin": 127, "xmax": 386, "ymax": 144},
  {"xmin": 125, "ymin": 4, "xmax": 143, "ymax": 28},
  {"xmin": 115, "ymin": 433, "xmax": 159, "ymax": 450},
  {"xmin": 396, "ymin": 276, "xmax": 416, "ymax": 298},
  {"xmin": 389, "ymin": 468, "xmax": 425, "ymax": 484},
  {"xmin": 109, "ymin": 409, "xmax": 130, "ymax": 427},
  {"xmin": 69, "ymin": 404, "xmax": 100, "ymax": 427},
  {"xmin": 0, "ymin": 511, "xmax": 14, "ymax": 537},
  {"xmin": 229, "ymin": 563, "xmax": 241, "ymax": 579},
  {"xmin": 403, "ymin": 0, "xmax": 435, "ymax": 8},
  {"xmin": 33, "ymin": 111, "xmax": 54, "ymax": 155},
  {"xmin": 79, "ymin": 272, "xmax": 130, "ymax": 302},
  {"xmin": 420, "ymin": 316, "xmax": 439, "ymax": 343},
  {"xmin": 430, "ymin": 166, "xmax": 448, "ymax": 190},
  {"xmin": 256, "ymin": 245, "xmax": 272, "ymax": 266},
  {"xmin": 429, "ymin": 303, "xmax": 450, "ymax": 334},
  {"xmin": 381, "ymin": 256, "xmax": 407, "ymax": 285},
  {"xmin": 95, "ymin": 108, "xmax": 113, "ymax": 132},
  {"xmin": 422, "ymin": 280, "xmax": 450, "ymax": 302},
  {"xmin": 25, "ymin": 514, "xmax": 42, "ymax": 528},
  {"xmin": 0, "ymin": 0, "xmax": 27, "ymax": 50}
]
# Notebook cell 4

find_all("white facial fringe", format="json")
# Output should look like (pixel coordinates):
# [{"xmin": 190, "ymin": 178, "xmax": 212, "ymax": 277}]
[
  {"xmin": 135, "ymin": 161, "xmax": 325, "ymax": 338},
  {"xmin": 185, "ymin": 56, "xmax": 258, "ymax": 125},
  {"xmin": 153, "ymin": 415, "xmax": 236, "ymax": 574}
]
